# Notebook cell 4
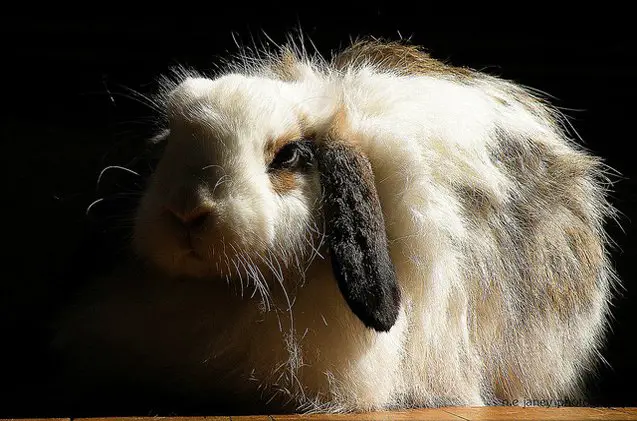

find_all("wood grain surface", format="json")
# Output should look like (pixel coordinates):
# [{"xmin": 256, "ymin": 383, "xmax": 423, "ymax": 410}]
[{"xmin": 6, "ymin": 406, "xmax": 637, "ymax": 420}]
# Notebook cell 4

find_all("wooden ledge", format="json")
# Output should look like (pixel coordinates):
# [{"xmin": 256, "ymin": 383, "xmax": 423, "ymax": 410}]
[{"xmin": 4, "ymin": 407, "xmax": 637, "ymax": 420}]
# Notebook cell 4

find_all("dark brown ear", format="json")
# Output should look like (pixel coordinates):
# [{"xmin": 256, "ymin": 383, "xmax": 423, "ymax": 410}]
[{"xmin": 315, "ymin": 139, "xmax": 401, "ymax": 332}]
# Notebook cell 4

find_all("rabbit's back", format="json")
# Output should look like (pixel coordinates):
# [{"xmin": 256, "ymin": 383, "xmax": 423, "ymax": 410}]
[{"xmin": 333, "ymin": 41, "xmax": 616, "ymax": 406}]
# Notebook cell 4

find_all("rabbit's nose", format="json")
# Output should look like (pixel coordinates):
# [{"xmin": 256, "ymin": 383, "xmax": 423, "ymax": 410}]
[{"xmin": 165, "ymin": 205, "xmax": 213, "ymax": 230}]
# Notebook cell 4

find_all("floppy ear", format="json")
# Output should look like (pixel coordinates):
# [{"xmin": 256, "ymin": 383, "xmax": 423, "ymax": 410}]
[{"xmin": 315, "ymin": 138, "xmax": 401, "ymax": 332}]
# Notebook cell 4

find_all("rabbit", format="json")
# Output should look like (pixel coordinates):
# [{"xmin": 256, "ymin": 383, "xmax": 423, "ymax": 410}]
[{"xmin": 50, "ymin": 36, "xmax": 619, "ymax": 415}]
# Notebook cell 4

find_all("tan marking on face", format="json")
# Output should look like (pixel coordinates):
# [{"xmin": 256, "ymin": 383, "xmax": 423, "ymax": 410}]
[
  {"xmin": 321, "ymin": 104, "xmax": 364, "ymax": 150},
  {"xmin": 265, "ymin": 127, "xmax": 305, "ymax": 195},
  {"xmin": 328, "ymin": 104, "xmax": 349, "ymax": 138},
  {"xmin": 297, "ymin": 113, "xmax": 314, "ymax": 139},
  {"xmin": 269, "ymin": 169, "xmax": 298, "ymax": 195},
  {"xmin": 265, "ymin": 128, "xmax": 304, "ymax": 165}
]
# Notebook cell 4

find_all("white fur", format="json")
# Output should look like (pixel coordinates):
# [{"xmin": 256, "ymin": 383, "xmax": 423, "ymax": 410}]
[{"xmin": 54, "ymin": 39, "xmax": 617, "ymax": 414}]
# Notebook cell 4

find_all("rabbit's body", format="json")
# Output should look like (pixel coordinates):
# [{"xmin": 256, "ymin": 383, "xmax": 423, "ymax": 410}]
[{"xmin": 52, "ymin": 40, "xmax": 617, "ymax": 413}]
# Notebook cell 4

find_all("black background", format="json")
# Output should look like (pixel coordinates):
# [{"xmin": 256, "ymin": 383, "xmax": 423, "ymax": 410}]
[{"xmin": 1, "ymin": 10, "xmax": 635, "ymax": 417}]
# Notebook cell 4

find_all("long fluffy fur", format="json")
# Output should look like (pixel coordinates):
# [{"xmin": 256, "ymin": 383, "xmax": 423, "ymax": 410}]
[{"xmin": 51, "ymin": 35, "xmax": 619, "ymax": 414}]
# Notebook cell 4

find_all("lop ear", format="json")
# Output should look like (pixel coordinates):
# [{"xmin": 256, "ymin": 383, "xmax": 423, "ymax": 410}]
[{"xmin": 315, "ymin": 138, "xmax": 401, "ymax": 332}]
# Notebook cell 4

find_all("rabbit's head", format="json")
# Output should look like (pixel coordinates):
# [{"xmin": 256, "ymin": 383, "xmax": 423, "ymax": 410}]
[{"xmin": 133, "ymin": 71, "xmax": 401, "ymax": 332}]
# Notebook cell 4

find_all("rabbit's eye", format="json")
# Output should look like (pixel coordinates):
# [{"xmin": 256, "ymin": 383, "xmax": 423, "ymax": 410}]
[{"xmin": 269, "ymin": 140, "xmax": 314, "ymax": 172}]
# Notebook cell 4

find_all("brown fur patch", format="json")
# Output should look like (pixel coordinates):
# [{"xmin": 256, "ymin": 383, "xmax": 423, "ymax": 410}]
[
  {"xmin": 327, "ymin": 104, "xmax": 351, "ymax": 139},
  {"xmin": 481, "ymin": 128, "xmax": 608, "ymax": 318},
  {"xmin": 269, "ymin": 169, "xmax": 298, "ymax": 194},
  {"xmin": 265, "ymin": 129, "xmax": 304, "ymax": 164},
  {"xmin": 270, "ymin": 48, "xmax": 303, "ymax": 82},
  {"xmin": 332, "ymin": 39, "xmax": 474, "ymax": 80},
  {"xmin": 317, "ymin": 104, "xmax": 364, "ymax": 151},
  {"xmin": 265, "ymin": 127, "xmax": 307, "ymax": 195},
  {"xmin": 454, "ymin": 184, "xmax": 501, "ymax": 222},
  {"xmin": 565, "ymin": 224, "xmax": 604, "ymax": 272}
]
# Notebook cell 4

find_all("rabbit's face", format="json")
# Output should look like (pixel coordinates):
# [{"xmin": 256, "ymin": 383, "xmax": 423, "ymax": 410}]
[
  {"xmin": 133, "ymin": 71, "xmax": 400, "ymax": 332},
  {"xmin": 133, "ymin": 75, "xmax": 329, "ymax": 280}
]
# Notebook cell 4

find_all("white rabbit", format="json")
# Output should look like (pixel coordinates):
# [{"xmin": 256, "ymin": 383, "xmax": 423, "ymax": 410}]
[{"xmin": 51, "ymin": 37, "xmax": 619, "ymax": 414}]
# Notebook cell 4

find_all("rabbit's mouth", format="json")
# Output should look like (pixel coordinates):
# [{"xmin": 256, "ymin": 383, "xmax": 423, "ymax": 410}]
[
  {"xmin": 184, "ymin": 248, "xmax": 204, "ymax": 261},
  {"xmin": 183, "ymin": 231, "xmax": 205, "ymax": 261}
]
